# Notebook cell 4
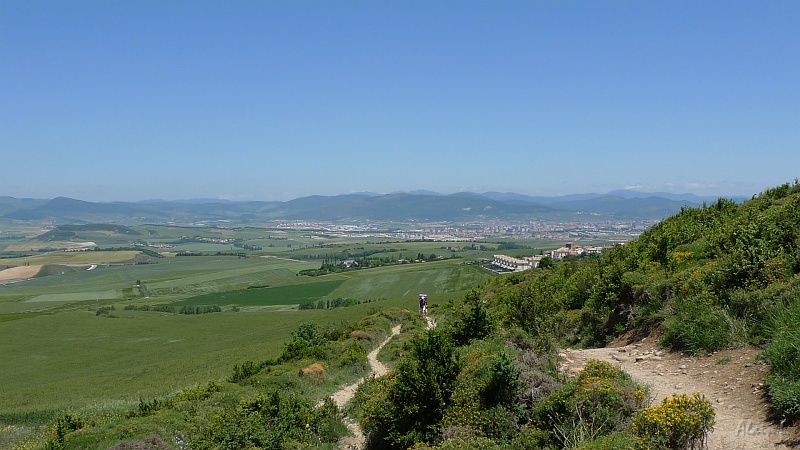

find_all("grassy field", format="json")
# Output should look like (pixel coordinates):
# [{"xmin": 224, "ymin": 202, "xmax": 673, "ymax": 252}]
[
  {"xmin": 0, "ymin": 250, "xmax": 495, "ymax": 425},
  {"xmin": 174, "ymin": 279, "xmax": 347, "ymax": 307},
  {"xmin": 0, "ymin": 306, "xmax": 371, "ymax": 420},
  {"xmin": 0, "ymin": 224, "xmax": 621, "ymax": 450},
  {"xmin": 0, "ymin": 256, "xmax": 320, "ymax": 313},
  {"xmin": 322, "ymin": 259, "xmax": 492, "ymax": 301},
  {"xmin": 0, "ymin": 222, "xmax": 638, "ymax": 448},
  {"xmin": 0, "ymin": 225, "xmax": 505, "ymax": 447},
  {"xmin": 0, "ymin": 251, "xmax": 140, "ymax": 266}
]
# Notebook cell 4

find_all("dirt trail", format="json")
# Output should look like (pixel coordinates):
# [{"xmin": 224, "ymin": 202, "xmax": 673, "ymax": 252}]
[
  {"xmin": 561, "ymin": 335, "xmax": 798, "ymax": 450},
  {"xmin": 335, "ymin": 324, "xmax": 402, "ymax": 450}
]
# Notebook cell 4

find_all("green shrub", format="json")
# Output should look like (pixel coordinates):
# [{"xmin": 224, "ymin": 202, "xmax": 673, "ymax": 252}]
[
  {"xmin": 576, "ymin": 431, "xmax": 637, "ymax": 449},
  {"xmin": 504, "ymin": 425, "xmax": 552, "ymax": 449},
  {"xmin": 228, "ymin": 360, "xmax": 263, "ymax": 383},
  {"xmin": 533, "ymin": 360, "xmax": 648, "ymax": 449},
  {"xmin": 733, "ymin": 278, "xmax": 800, "ymax": 342},
  {"xmin": 762, "ymin": 296, "xmax": 800, "ymax": 421},
  {"xmin": 190, "ymin": 390, "xmax": 344, "ymax": 449},
  {"xmin": 409, "ymin": 437, "xmax": 504, "ymax": 449},
  {"xmin": 280, "ymin": 322, "xmax": 328, "ymax": 362},
  {"xmin": 128, "ymin": 397, "xmax": 167, "ymax": 418},
  {"xmin": 661, "ymin": 296, "xmax": 731, "ymax": 354},
  {"xmin": 765, "ymin": 376, "xmax": 800, "ymax": 423},
  {"xmin": 631, "ymin": 393, "xmax": 715, "ymax": 450},
  {"xmin": 172, "ymin": 380, "xmax": 223, "ymax": 403},
  {"xmin": 361, "ymin": 328, "xmax": 461, "ymax": 449},
  {"xmin": 340, "ymin": 341, "xmax": 368, "ymax": 373},
  {"xmin": 483, "ymin": 349, "xmax": 519, "ymax": 408},
  {"xmin": 43, "ymin": 414, "xmax": 84, "ymax": 450},
  {"xmin": 448, "ymin": 288, "xmax": 495, "ymax": 346},
  {"xmin": 442, "ymin": 345, "xmax": 521, "ymax": 442}
]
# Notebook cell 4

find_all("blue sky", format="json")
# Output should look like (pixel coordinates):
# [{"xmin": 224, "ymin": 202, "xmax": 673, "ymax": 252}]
[{"xmin": 2, "ymin": 1, "xmax": 798, "ymax": 202}]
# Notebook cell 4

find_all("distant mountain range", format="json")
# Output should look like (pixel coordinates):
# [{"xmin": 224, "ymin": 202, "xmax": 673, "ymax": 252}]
[{"xmin": 0, "ymin": 191, "xmax": 746, "ymax": 225}]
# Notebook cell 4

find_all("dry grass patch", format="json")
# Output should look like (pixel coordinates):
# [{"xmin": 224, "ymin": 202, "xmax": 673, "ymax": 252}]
[
  {"xmin": 350, "ymin": 330, "xmax": 373, "ymax": 341},
  {"xmin": 0, "ymin": 265, "xmax": 42, "ymax": 281},
  {"xmin": 301, "ymin": 362, "xmax": 326, "ymax": 384}
]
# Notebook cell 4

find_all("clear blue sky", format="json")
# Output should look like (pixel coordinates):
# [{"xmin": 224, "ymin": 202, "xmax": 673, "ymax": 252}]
[{"xmin": 2, "ymin": 1, "xmax": 798, "ymax": 202}]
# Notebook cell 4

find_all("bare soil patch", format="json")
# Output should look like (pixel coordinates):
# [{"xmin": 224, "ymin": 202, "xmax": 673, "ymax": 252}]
[
  {"xmin": 4, "ymin": 241, "xmax": 96, "ymax": 251},
  {"xmin": 0, "ymin": 265, "xmax": 42, "ymax": 282},
  {"xmin": 561, "ymin": 334, "xmax": 799, "ymax": 450}
]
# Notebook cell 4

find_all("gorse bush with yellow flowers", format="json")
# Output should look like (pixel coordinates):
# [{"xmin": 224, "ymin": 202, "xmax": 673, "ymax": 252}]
[
  {"xmin": 532, "ymin": 360, "xmax": 650, "ymax": 449},
  {"xmin": 631, "ymin": 393, "xmax": 715, "ymax": 450}
]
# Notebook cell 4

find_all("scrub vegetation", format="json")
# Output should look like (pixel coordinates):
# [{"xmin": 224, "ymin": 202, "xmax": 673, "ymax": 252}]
[{"xmin": 1, "ymin": 182, "xmax": 799, "ymax": 449}]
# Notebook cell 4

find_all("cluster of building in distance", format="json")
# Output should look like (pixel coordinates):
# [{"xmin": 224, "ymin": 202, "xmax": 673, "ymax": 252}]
[{"xmin": 492, "ymin": 242, "xmax": 611, "ymax": 272}]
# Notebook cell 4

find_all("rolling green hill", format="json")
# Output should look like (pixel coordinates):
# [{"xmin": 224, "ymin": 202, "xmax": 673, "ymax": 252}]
[{"xmin": 2, "ymin": 183, "xmax": 796, "ymax": 450}]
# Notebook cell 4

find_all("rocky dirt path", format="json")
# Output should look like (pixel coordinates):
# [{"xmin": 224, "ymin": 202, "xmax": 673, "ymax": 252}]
[
  {"xmin": 561, "ymin": 335, "xmax": 798, "ymax": 450},
  {"xmin": 335, "ymin": 324, "xmax": 402, "ymax": 450}
]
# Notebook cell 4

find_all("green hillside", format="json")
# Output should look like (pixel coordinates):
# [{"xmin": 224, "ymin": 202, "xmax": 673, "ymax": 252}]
[
  {"xmin": 347, "ymin": 181, "xmax": 800, "ymax": 449},
  {"xmin": 480, "ymin": 182, "xmax": 800, "ymax": 415},
  {"xmin": 3, "ymin": 182, "xmax": 798, "ymax": 450}
]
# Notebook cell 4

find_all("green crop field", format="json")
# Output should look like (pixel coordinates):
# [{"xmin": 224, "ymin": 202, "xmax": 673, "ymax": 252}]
[
  {"xmin": 0, "ymin": 306, "xmax": 386, "ymax": 420},
  {"xmin": 175, "ymin": 279, "xmax": 346, "ymax": 307},
  {"xmin": 322, "ymin": 259, "xmax": 494, "ymax": 301},
  {"xmin": 0, "ymin": 251, "xmax": 140, "ymax": 266},
  {"xmin": 0, "ymin": 235, "xmax": 498, "ymax": 426},
  {"xmin": 0, "ymin": 256, "xmax": 320, "ymax": 312},
  {"xmin": 0, "ymin": 225, "xmax": 508, "ymax": 450}
]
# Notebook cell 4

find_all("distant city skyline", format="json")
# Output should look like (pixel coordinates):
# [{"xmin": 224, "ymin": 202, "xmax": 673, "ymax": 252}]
[{"xmin": 2, "ymin": 1, "xmax": 798, "ymax": 202}]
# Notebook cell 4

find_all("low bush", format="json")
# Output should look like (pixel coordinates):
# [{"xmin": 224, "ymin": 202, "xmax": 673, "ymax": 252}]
[
  {"xmin": 661, "ymin": 296, "xmax": 731, "ymax": 354},
  {"xmin": 631, "ymin": 393, "xmax": 715, "ymax": 450},
  {"xmin": 533, "ymin": 360, "xmax": 649, "ymax": 449},
  {"xmin": 361, "ymin": 328, "xmax": 462, "ymax": 449},
  {"xmin": 441, "ymin": 345, "xmax": 520, "ymax": 442},
  {"xmin": 228, "ymin": 360, "xmax": 264, "ymax": 383},
  {"xmin": 447, "ymin": 288, "xmax": 495, "ymax": 346},
  {"xmin": 762, "ymin": 296, "xmax": 800, "ymax": 422},
  {"xmin": 280, "ymin": 322, "xmax": 328, "ymax": 362},
  {"xmin": 43, "ymin": 414, "xmax": 84, "ymax": 450},
  {"xmin": 190, "ymin": 390, "xmax": 345, "ymax": 449},
  {"xmin": 765, "ymin": 376, "xmax": 800, "ymax": 424},
  {"xmin": 576, "ymin": 431, "xmax": 637, "ymax": 450},
  {"xmin": 340, "ymin": 341, "xmax": 368, "ymax": 374},
  {"xmin": 127, "ymin": 381, "xmax": 223, "ymax": 418}
]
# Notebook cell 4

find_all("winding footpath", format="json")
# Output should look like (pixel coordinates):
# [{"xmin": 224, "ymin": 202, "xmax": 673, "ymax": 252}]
[
  {"xmin": 334, "ymin": 324, "xmax": 402, "ymax": 450},
  {"xmin": 324, "ymin": 318, "xmax": 800, "ymax": 449}
]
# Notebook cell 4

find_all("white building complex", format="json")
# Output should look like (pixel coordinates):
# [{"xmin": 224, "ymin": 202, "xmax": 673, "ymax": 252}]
[
  {"xmin": 544, "ymin": 242, "xmax": 608, "ymax": 260},
  {"xmin": 492, "ymin": 255, "xmax": 543, "ymax": 272},
  {"xmin": 494, "ymin": 242, "xmax": 611, "ymax": 273}
]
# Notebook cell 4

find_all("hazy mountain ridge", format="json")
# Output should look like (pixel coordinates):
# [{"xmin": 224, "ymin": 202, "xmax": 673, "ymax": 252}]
[{"xmin": 0, "ymin": 190, "xmax": 737, "ymax": 225}]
